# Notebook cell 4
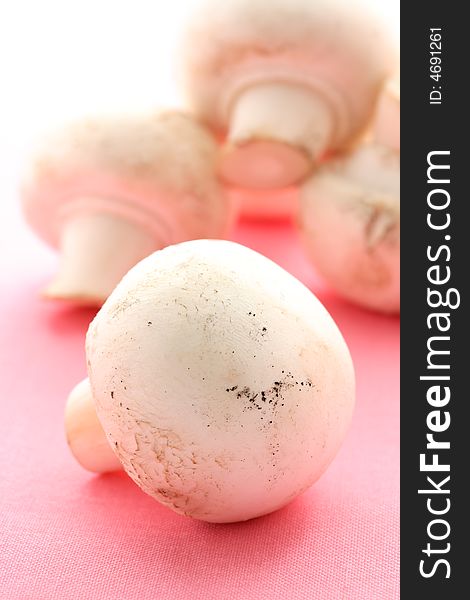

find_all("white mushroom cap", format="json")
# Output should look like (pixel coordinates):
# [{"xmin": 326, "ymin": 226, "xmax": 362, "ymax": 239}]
[
  {"xmin": 84, "ymin": 239, "xmax": 355, "ymax": 523},
  {"xmin": 21, "ymin": 112, "xmax": 232, "ymax": 303},
  {"xmin": 180, "ymin": 0, "xmax": 397, "ymax": 188},
  {"xmin": 299, "ymin": 144, "xmax": 400, "ymax": 313}
]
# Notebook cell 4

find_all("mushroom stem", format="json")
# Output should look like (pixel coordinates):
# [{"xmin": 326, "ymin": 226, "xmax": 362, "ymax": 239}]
[
  {"xmin": 45, "ymin": 208, "xmax": 158, "ymax": 304},
  {"xmin": 65, "ymin": 378, "xmax": 122, "ymax": 473},
  {"xmin": 219, "ymin": 83, "xmax": 333, "ymax": 188}
]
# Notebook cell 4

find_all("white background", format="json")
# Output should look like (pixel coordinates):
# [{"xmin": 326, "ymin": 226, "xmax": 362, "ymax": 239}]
[{"xmin": 0, "ymin": 0, "xmax": 399, "ymax": 150}]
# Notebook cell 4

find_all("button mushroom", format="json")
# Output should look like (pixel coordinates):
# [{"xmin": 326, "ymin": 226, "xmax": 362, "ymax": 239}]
[
  {"xmin": 21, "ymin": 112, "xmax": 231, "ymax": 304},
  {"xmin": 65, "ymin": 239, "xmax": 355, "ymax": 523},
  {"xmin": 180, "ymin": 0, "xmax": 397, "ymax": 189},
  {"xmin": 298, "ymin": 80, "xmax": 400, "ymax": 313}
]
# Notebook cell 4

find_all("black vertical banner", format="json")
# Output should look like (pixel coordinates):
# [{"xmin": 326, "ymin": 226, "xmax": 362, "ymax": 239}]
[{"xmin": 401, "ymin": 2, "xmax": 468, "ymax": 597}]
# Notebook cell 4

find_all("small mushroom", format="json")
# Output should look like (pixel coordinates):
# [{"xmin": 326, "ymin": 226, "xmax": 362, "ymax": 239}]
[
  {"xmin": 298, "ymin": 80, "xmax": 400, "ymax": 313},
  {"xmin": 65, "ymin": 378, "xmax": 122, "ymax": 473},
  {"xmin": 66, "ymin": 239, "xmax": 355, "ymax": 523},
  {"xmin": 180, "ymin": 0, "xmax": 397, "ymax": 189},
  {"xmin": 21, "ymin": 112, "xmax": 231, "ymax": 304}
]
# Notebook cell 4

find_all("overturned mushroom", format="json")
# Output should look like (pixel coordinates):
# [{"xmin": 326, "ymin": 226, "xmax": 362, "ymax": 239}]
[
  {"xmin": 298, "ymin": 81, "xmax": 400, "ymax": 313},
  {"xmin": 21, "ymin": 112, "xmax": 231, "ymax": 304},
  {"xmin": 180, "ymin": 0, "xmax": 396, "ymax": 189},
  {"xmin": 66, "ymin": 240, "xmax": 355, "ymax": 523}
]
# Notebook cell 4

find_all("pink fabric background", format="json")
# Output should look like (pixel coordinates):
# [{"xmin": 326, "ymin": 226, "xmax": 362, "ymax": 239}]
[{"xmin": 0, "ymin": 155, "xmax": 399, "ymax": 599}]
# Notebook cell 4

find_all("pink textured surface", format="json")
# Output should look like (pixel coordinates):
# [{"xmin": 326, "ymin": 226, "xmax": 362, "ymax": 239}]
[{"xmin": 0, "ymin": 158, "xmax": 399, "ymax": 599}]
